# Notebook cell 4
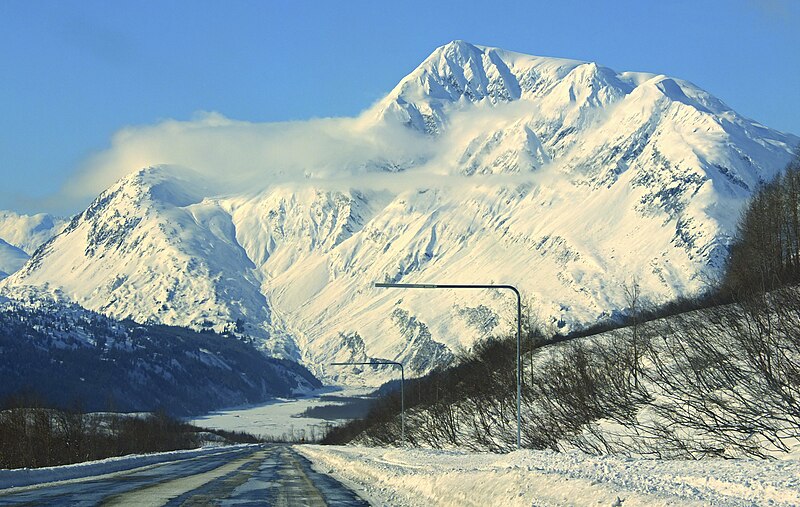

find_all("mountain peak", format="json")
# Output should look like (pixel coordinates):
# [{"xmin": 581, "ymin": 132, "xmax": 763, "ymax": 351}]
[
  {"xmin": 373, "ymin": 41, "xmax": 525, "ymax": 133},
  {"xmin": 371, "ymin": 43, "xmax": 643, "ymax": 134},
  {"xmin": 430, "ymin": 39, "xmax": 483, "ymax": 60}
]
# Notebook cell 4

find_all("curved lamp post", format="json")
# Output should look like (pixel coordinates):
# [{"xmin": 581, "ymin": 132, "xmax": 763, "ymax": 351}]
[
  {"xmin": 374, "ymin": 282, "xmax": 521, "ymax": 450},
  {"xmin": 330, "ymin": 360, "xmax": 405, "ymax": 443}
]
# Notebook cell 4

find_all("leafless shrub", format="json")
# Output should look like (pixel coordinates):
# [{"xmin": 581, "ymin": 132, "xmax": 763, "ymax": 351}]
[{"xmin": 0, "ymin": 398, "xmax": 218, "ymax": 469}]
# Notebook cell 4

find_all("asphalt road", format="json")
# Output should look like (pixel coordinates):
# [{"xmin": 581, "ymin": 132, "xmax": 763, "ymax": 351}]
[{"xmin": 0, "ymin": 445, "xmax": 369, "ymax": 506}]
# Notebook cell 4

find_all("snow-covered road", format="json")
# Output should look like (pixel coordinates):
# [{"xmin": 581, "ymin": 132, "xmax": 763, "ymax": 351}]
[
  {"xmin": 297, "ymin": 445, "xmax": 800, "ymax": 506},
  {"xmin": 0, "ymin": 445, "xmax": 367, "ymax": 506}
]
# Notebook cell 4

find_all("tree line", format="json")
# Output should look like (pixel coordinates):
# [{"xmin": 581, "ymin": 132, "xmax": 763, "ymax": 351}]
[
  {"xmin": 0, "ymin": 393, "xmax": 260, "ymax": 470},
  {"xmin": 725, "ymin": 147, "xmax": 800, "ymax": 293}
]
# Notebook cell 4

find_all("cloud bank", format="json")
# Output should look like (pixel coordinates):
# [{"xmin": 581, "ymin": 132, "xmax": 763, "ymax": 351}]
[
  {"xmin": 60, "ymin": 111, "xmax": 438, "ymax": 208},
  {"xmin": 55, "ymin": 98, "xmax": 551, "ymax": 212}
]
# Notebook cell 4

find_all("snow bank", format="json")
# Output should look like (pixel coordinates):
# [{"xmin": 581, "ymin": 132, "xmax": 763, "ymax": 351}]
[
  {"xmin": 296, "ymin": 445, "xmax": 800, "ymax": 506},
  {"xmin": 0, "ymin": 444, "xmax": 256, "ymax": 491}
]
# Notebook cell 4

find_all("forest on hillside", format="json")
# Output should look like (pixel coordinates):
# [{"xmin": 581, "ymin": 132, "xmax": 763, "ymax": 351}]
[{"xmin": 0, "ymin": 298, "xmax": 320, "ymax": 415}]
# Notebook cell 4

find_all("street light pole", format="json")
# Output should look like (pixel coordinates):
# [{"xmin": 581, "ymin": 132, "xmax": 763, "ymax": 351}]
[
  {"xmin": 330, "ymin": 360, "xmax": 405, "ymax": 444},
  {"xmin": 374, "ymin": 282, "xmax": 522, "ymax": 450}
]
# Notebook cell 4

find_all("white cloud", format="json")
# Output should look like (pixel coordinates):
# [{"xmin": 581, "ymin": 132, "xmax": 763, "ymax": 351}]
[
  {"xmin": 60, "ymin": 111, "xmax": 437, "ymax": 206},
  {"xmin": 54, "ymin": 99, "xmax": 555, "ymax": 212}
]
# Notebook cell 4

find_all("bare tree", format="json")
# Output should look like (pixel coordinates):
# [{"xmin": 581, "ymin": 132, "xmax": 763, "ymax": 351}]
[{"xmin": 623, "ymin": 277, "xmax": 643, "ymax": 388}]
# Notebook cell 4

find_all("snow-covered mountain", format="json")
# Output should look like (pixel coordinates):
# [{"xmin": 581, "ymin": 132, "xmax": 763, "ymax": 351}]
[
  {"xmin": 0, "ymin": 239, "xmax": 28, "ymax": 279},
  {"xmin": 0, "ymin": 210, "xmax": 66, "ymax": 255},
  {"xmin": 2, "ymin": 41, "xmax": 797, "ymax": 383},
  {"xmin": 0, "ymin": 210, "xmax": 66, "ymax": 280}
]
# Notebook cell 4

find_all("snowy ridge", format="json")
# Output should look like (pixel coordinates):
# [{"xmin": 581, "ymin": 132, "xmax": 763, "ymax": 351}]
[
  {"xmin": 11, "ymin": 168, "xmax": 290, "ymax": 355},
  {"xmin": 0, "ymin": 210, "xmax": 66, "ymax": 255},
  {"xmin": 2, "ymin": 41, "xmax": 798, "ymax": 383},
  {"xmin": 0, "ymin": 239, "xmax": 27, "ymax": 280}
]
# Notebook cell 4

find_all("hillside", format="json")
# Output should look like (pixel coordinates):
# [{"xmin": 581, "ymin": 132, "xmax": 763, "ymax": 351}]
[
  {"xmin": 326, "ymin": 286, "xmax": 800, "ymax": 458},
  {"xmin": 0, "ymin": 211, "xmax": 65, "ymax": 255},
  {"xmin": 0, "ymin": 290, "xmax": 320, "ymax": 415}
]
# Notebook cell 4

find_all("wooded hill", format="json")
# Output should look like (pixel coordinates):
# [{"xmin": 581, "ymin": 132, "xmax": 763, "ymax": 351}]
[{"xmin": 0, "ymin": 297, "xmax": 320, "ymax": 415}]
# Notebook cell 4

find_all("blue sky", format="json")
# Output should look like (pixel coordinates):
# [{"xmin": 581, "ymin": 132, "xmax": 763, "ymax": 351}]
[{"xmin": 1, "ymin": 0, "xmax": 798, "ymax": 214}]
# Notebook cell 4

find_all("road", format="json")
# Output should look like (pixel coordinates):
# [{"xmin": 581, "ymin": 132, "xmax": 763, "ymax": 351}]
[{"xmin": 0, "ymin": 445, "xmax": 368, "ymax": 506}]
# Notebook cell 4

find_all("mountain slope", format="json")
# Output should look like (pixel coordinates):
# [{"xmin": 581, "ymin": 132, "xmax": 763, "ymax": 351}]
[
  {"xmin": 0, "ymin": 290, "xmax": 320, "ymax": 414},
  {"xmin": 0, "ymin": 239, "xmax": 28, "ymax": 280},
  {"xmin": 0, "ymin": 211, "xmax": 66, "ymax": 255},
  {"xmin": 2, "ymin": 41, "xmax": 797, "ymax": 383},
  {"xmin": 10, "ymin": 168, "xmax": 294, "ymax": 356}
]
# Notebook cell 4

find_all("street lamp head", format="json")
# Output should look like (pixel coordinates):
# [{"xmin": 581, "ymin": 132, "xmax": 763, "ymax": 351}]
[
  {"xmin": 330, "ymin": 360, "xmax": 402, "ymax": 368},
  {"xmin": 375, "ymin": 282, "xmax": 438, "ymax": 289}
]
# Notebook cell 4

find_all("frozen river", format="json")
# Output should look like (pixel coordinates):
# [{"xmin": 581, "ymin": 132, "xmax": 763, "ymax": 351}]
[{"xmin": 189, "ymin": 387, "xmax": 376, "ymax": 441}]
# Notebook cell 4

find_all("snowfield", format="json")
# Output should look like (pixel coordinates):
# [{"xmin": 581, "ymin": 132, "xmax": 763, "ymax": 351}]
[
  {"xmin": 0, "ymin": 239, "xmax": 27, "ymax": 280},
  {"xmin": 296, "ymin": 445, "xmax": 800, "ymax": 506}
]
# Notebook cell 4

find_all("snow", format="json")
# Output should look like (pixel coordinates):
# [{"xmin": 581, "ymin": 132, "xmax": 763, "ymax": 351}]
[
  {"xmin": 1, "ymin": 40, "xmax": 797, "ymax": 384},
  {"xmin": 189, "ymin": 387, "xmax": 374, "ymax": 440},
  {"xmin": 296, "ymin": 445, "xmax": 800, "ymax": 507},
  {"xmin": 0, "ymin": 445, "xmax": 257, "ymax": 491},
  {"xmin": 0, "ymin": 210, "xmax": 66, "ymax": 255},
  {"xmin": 0, "ymin": 239, "xmax": 28, "ymax": 280}
]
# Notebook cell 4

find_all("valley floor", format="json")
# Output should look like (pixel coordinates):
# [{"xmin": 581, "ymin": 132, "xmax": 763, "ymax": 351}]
[
  {"xmin": 189, "ymin": 387, "xmax": 375, "ymax": 440},
  {"xmin": 296, "ymin": 445, "xmax": 800, "ymax": 507}
]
